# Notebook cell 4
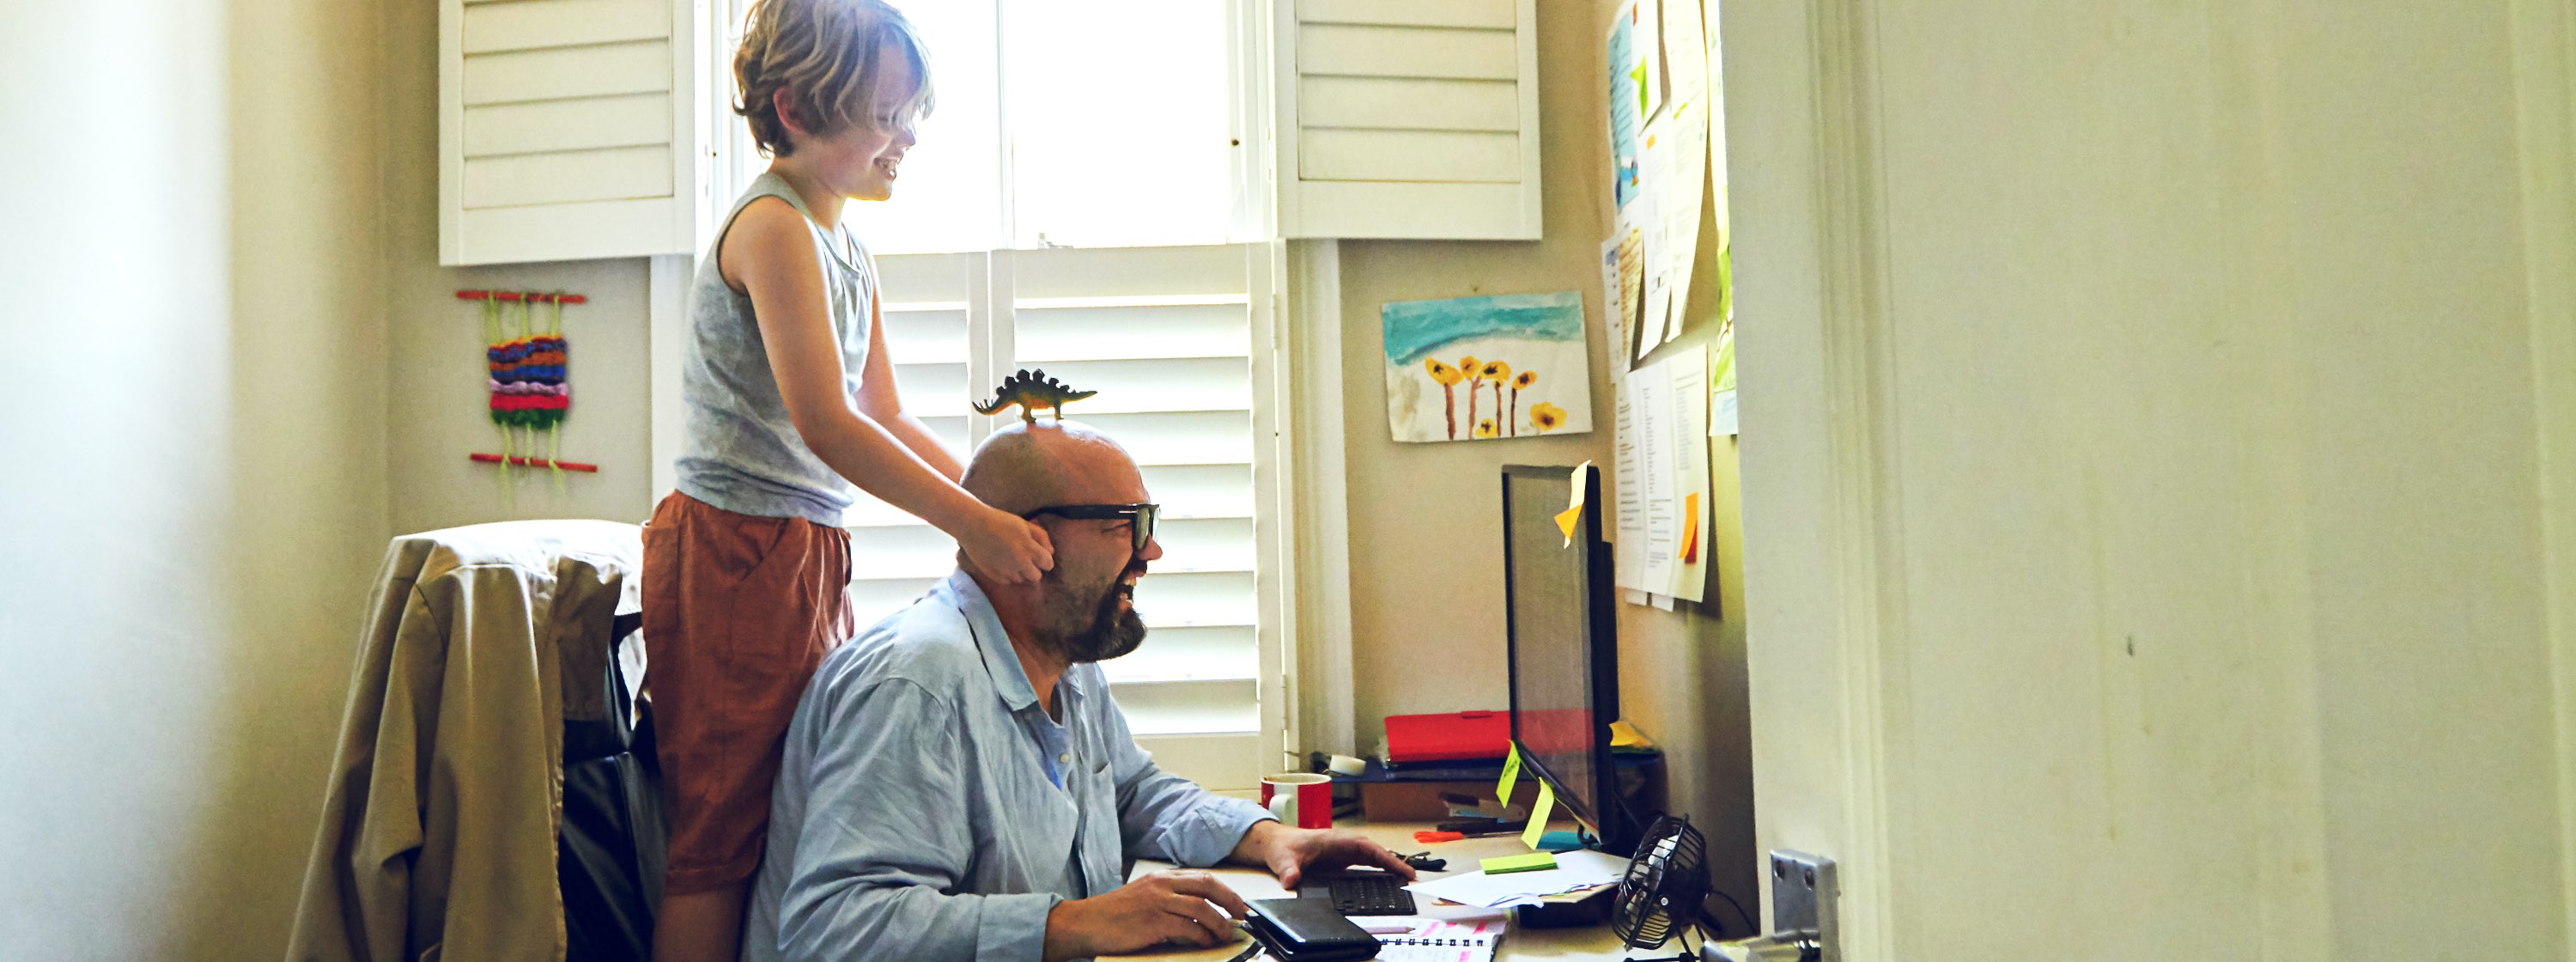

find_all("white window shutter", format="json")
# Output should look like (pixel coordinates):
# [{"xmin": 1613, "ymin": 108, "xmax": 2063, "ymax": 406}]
[
  {"xmin": 440, "ymin": 0, "xmax": 709, "ymax": 265},
  {"xmin": 838, "ymin": 246, "xmax": 1284, "ymax": 794},
  {"xmin": 1273, "ymin": 0, "xmax": 1541, "ymax": 240}
]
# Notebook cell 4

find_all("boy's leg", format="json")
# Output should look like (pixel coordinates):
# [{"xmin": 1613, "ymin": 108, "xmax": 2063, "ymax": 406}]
[
  {"xmin": 642, "ymin": 493, "xmax": 850, "ymax": 962},
  {"xmin": 653, "ymin": 885, "xmax": 750, "ymax": 962}
]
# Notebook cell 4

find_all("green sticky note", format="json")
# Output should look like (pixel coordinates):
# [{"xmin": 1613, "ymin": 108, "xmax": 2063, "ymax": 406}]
[
  {"xmin": 1522, "ymin": 781, "xmax": 1556, "ymax": 849},
  {"xmin": 1481, "ymin": 852, "xmax": 1558, "ymax": 874},
  {"xmin": 1496, "ymin": 744, "xmax": 1522, "ymax": 805}
]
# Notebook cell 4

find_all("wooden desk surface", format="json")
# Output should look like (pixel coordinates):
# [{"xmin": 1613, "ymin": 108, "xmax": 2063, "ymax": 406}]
[{"xmin": 1104, "ymin": 819, "xmax": 1631, "ymax": 961}]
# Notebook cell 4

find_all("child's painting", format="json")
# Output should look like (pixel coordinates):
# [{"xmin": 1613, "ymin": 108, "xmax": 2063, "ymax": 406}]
[{"xmin": 1382, "ymin": 291, "xmax": 1595, "ymax": 443}]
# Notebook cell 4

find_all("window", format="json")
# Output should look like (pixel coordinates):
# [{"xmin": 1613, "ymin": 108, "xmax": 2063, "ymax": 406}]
[
  {"xmin": 711, "ymin": 0, "xmax": 1289, "ymax": 792},
  {"xmin": 722, "ymin": 0, "xmax": 1250, "ymax": 253}
]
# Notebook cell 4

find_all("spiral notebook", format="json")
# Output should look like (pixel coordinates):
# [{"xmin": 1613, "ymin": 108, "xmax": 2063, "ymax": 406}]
[{"xmin": 1376, "ymin": 917, "xmax": 1502, "ymax": 962}]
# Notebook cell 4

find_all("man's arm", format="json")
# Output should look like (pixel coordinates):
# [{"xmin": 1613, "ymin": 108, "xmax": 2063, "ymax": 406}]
[
  {"xmin": 775, "ymin": 679, "xmax": 1060, "ymax": 962},
  {"xmin": 1093, "ymin": 668, "xmax": 1277, "ymax": 868}
]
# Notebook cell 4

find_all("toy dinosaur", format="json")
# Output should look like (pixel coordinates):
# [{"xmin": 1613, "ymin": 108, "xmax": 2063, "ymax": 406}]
[{"xmin": 972, "ymin": 368, "xmax": 1097, "ymax": 424}]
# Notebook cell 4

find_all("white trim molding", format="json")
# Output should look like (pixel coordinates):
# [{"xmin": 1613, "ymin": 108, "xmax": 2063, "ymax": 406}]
[{"xmin": 1285, "ymin": 239, "xmax": 1356, "ymax": 758}]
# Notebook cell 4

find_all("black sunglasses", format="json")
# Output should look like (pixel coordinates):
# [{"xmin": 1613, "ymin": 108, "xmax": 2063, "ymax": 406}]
[{"xmin": 1022, "ymin": 502, "xmax": 1159, "ymax": 552}]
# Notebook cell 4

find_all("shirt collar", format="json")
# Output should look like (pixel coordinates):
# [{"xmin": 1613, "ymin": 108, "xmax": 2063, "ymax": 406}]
[{"xmin": 938, "ymin": 569, "xmax": 1063, "ymax": 714}]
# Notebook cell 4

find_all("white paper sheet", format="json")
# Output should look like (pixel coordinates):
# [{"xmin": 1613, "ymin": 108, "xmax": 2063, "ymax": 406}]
[
  {"xmin": 1662, "ymin": 0, "xmax": 1708, "ymax": 110},
  {"xmin": 1613, "ymin": 381, "xmax": 1644, "ymax": 578},
  {"xmin": 1633, "ymin": 117, "xmax": 1673, "ymax": 362},
  {"xmin": 1667, "ymin": 343, "xmax": 1711, "ymax": 602},
  {"xmin": 1611, "ymin": 344, "xmax": 1712, "ymax": 602},
  {"xmin": 1668, "ymin": 107, "xmax": 1708, "ymax": 347},
  {"xmin": 1402, "ymin": 849, "xmax": 1631, "ymax": 909},
  {"xmin": 1635, "ymin": 362, "xmax": 1676, "ymax": 593}
]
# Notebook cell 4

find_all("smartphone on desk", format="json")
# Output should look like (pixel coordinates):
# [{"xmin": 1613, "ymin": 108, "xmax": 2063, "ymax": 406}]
[{"xmin": 1245, "ymin": 898, "xmax": 1381, "ymax": 962}]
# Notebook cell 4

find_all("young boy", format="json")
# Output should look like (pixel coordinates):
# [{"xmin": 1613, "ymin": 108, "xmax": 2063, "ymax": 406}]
[{"xmin": 641, "ymin": 3, "xmax": 1053, "ymax": 959}]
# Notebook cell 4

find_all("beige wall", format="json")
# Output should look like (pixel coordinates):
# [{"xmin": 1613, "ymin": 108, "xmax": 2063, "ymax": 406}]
[
  {"xmin": 1330, "ymin": 0, "xmax": 1758, "ymax": 916},
  {"xmin": 380, "ymin": 0, "xmax": 659, "ymax": 537},
  {"xmin": 1732, "ymin": 1, "xmax": 2576, "ymax": 957},
  {"xmin": 2, "ymin": 0, "xmax": 392, "ymax": 958}
]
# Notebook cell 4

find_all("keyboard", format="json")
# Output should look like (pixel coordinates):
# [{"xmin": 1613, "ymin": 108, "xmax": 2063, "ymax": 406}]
[{"xmin": 1303, "ymin": 871, "xmax": 1417, "ymax": 916}]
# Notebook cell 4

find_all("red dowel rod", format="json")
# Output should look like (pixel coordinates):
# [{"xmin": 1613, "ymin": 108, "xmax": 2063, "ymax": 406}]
[
  {"xmin": 470, "ymin": 453, "xmax": 600, "ymax": 472},
  {"xmin": 455, "ymin": 290, "xmax": 588, "ymax": 304}
]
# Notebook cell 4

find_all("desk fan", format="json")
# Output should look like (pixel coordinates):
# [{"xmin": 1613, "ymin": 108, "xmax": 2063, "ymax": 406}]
[{"xmin": 1611, "ymin": 813, "xmax": 1710, "ymax": 960}]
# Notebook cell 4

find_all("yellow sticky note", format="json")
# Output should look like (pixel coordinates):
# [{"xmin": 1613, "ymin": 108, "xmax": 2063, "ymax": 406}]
[
  {"xmin": 1522, "ymin": 781, "xmax": 1556, "ymax": 850},
  {"xmin": 1679, "ymin": 492, "xmax": 1701, "ymax": 562},
  {"xmin": 1496, "ymin": 744, "xmax": 1523, "ymax": 805},
  {"xmin": 1557, "ymin": 460, "xmax": 1594, "ymax": 546},
  {"xmin": 1481, "ymin": 852, "xmax": 1558, "ymax": 874}
]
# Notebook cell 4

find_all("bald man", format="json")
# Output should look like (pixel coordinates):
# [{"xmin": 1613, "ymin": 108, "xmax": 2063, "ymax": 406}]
[{"xmin": 741, "ymin": 423, "xmax": 1413, "ymax": 962}]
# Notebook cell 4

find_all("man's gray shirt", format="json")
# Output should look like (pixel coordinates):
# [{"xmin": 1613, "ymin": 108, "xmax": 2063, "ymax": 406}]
[{"xmin": 743, "ymin": 570, "xmax": 1274, "ymax": 962}]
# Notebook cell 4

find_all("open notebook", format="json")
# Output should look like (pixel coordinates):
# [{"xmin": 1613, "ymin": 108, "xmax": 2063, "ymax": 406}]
[{"xmin": 1376, "ymin": 917, "xmax": 1504, "ymax": 962}]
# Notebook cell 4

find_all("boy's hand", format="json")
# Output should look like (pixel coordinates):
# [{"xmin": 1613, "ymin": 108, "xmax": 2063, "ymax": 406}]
[{"xmin": 963, "ymin": 508, "xmax": 1054, "ymax": 583}]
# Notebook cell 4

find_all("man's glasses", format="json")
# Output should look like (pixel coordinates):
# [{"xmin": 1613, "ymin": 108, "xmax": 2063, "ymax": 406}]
[{"xmin": 1022, "ymin": 502, "xmax": 1159, "ymax": 553}]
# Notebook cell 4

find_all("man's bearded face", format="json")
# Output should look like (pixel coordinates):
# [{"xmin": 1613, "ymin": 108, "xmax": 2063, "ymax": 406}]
[{"xmin": 1036, "ymin": 547, "xmax": 1146, "ymax": 663}]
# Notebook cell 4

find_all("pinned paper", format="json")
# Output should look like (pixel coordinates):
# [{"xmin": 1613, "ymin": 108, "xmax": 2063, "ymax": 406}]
[
  {"xmin": 1496, "ymin": 744, "xmax": 1523, "ymax": 804},
  {"xmin": 1557, "ymin": 460, "xmax": 1594, "ymax": 546},
  {"xmin": 1522, "ymin": 782, "xmax": 1557, "ymax": 849},
  {"xmin": 1679, "ymin": 492, "xmax": 1700, "ymax": 562}
]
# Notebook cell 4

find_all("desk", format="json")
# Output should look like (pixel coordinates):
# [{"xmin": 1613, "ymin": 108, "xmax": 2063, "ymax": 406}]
[{"xmin": 1106, "ymin": 820, "xmax": 1631, "ymax": 961}]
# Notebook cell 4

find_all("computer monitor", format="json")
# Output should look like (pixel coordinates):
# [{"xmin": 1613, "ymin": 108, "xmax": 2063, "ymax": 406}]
[{"xmin": 1499, "ymin": 464, "xmax": 1633, "ymax": 855}]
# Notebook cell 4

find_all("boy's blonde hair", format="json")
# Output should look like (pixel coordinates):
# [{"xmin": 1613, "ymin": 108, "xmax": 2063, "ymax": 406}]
[{"xmin": 734, "ymin": 0, "xmax": 934, "ymax": 157}]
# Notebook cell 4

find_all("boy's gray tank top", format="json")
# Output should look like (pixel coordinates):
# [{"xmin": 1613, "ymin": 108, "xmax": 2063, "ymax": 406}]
[{"xmin": 673, "ymin": 173, "xmax": 873, "ymax": 525}]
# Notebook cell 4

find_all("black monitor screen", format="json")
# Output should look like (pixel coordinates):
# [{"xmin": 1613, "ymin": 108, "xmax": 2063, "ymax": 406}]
[{"xmin": 1502, "ymin": 466, "xmax": 1611, "ymax": 832}]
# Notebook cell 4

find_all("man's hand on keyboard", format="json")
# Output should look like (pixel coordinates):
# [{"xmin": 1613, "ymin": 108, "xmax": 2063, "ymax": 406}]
[{"xmin": 1228, "ymin": 820, "xmax": 1420, "ymax": 892}]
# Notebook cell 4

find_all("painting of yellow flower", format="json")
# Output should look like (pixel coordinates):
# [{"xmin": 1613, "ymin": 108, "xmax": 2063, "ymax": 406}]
[
  {"xmin": 1425, "ymin": 359, "xmax": 1464, "ymax": 438},
  {"xmin": 1380, "ymin": 291, "xmax": 1594, "ymax": 443},
  {"xmin": 1509, "ymin": 369, "xmax": 1537, "ymax": 435},
  {"xmin": 1530, "ymin": 402, "xmax": 1567, "ymax": 433}
]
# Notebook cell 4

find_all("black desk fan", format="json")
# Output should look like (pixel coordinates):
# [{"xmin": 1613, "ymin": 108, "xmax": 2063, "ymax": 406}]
[{"xmin": 1611, "ymin": 813, "xmax": 1712, "ymax": 960}]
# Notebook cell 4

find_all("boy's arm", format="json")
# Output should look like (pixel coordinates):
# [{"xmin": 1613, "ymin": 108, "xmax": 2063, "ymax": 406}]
[
  {"xmin": 729, "ymin": 200, "xmax": 1048, "ymax": 580},
  {"xmin": 853, "ymin": 283, "xmax": 964, "ymax": 482}
]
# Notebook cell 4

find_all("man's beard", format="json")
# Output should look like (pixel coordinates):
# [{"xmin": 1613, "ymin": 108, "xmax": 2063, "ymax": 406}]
[{"xmin": 1040, "ymin": 568, "xmax": 1148, "ymax": 663}]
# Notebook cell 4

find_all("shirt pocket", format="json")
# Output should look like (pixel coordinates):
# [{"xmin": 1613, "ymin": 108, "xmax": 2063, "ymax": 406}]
[{"xmin": 1075, "ymin": 759, "xmax": 1127, "ymax": 897}]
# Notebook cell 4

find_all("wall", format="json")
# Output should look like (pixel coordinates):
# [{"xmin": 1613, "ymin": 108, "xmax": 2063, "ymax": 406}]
[
  {"xmin": 0, "ymin": 0, "xmax": 392, "ymax": 957},
  {"xmin": 1329, "ymin": 0, "xmax": 1759, "ymax": 921},
  {"xmin": 1730, "ymin": 1, "xmax": 2576, "ymax": 958},
  {"xmin": 380, "ymin": 0, "xmax": 659, "ymax": 537}
]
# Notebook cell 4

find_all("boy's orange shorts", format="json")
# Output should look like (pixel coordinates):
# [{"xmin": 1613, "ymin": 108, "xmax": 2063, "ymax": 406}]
[{"xmin": 641, "ymin": 490, "xmax": 853, "ymax": 895}]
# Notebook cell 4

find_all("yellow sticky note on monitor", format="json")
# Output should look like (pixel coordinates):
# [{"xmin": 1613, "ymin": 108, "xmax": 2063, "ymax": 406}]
[
  {"xmin": 1496, "ymin": 744, "xmax": 1522, "ymax": 805},
  {"xmin": 1557, "ymin": 460, "xmax": 1594, "ymax": 546},
  {"xmin": 1522, "ymin": 781, "xmax": 1556, "ymax": 849}
]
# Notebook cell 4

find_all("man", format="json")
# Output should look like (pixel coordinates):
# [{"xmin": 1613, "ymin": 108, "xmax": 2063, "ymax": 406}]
[{"xmin": 743, "ymin": 422, "xmax": 1414, "ymax": 961}]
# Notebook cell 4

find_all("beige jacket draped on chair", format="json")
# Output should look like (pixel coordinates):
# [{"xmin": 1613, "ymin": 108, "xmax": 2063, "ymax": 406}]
[{"xmin": 288, "ymin": 520, "xmax": 641, "ymax": 962}]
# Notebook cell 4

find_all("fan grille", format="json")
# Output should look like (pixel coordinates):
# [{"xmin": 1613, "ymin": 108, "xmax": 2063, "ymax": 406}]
[{"xmin": 1612, "ymin": 814, "xmax": 1709, "ymax": 949}]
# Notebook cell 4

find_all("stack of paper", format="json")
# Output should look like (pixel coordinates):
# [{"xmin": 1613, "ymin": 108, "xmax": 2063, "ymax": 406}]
[{"xmin": 1402, "ymin": 849, "xmax": 1630, "ymax": 909}]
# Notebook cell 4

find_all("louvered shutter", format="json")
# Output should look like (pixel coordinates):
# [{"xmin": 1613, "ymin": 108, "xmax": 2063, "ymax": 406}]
[
  {"xmin": 441, "ymin": 0, "xmax": 707, "ymax": 265},
  {"xmin": 1274, "ymin": 0, "xmax": 1542, "ymax": 240},
  {"xmin": 845, "ymin": 246, "xmax": 1282, "ymax": 793}
]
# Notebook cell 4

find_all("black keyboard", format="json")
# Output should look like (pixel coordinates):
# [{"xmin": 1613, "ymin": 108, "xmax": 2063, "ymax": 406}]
[{"xmin": 1303, "ymin": 871, "xmax": 1417, "ymax": 916}]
